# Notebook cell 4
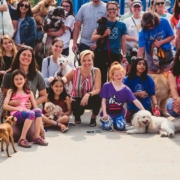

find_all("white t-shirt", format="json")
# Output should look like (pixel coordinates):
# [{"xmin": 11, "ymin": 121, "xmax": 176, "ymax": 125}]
[
  {"xmin": 58, "ymin": 15, "xmax": 75, "ymax": 49},
  {"xmin": 124, "ymin": 16, "xmax": 142, "ymax": 53}
]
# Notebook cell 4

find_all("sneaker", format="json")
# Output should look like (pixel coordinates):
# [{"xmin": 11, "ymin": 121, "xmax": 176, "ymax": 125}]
[{"xmin": 33, "ymin": 137, "xmax": 48, "ymax": 146}]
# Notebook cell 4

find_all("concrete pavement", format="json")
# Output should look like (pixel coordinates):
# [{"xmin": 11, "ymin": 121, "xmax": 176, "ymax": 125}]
[{"xmin": 1, "ymin": 41, "xmax": 180, "ymax": 180}]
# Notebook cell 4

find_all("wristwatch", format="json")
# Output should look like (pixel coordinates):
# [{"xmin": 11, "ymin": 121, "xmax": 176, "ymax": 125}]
[{"xmin": 88, "ymin": 92, "xmax": 92, "ymax": 97}]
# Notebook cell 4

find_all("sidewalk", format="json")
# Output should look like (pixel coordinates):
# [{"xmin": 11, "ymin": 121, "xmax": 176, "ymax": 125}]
[{"xmin": 1, "ymin": 41, "xmax": 180, "ymax": 180}]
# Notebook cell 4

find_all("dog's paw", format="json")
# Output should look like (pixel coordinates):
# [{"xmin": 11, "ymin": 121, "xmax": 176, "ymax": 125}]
[
  {"xmin": 168, "ymin": 132, "xmax": 174, "ymax": 138},
  {"xmin": 160, "ymin": 133, "xmax": 168, "ymax": 137}
]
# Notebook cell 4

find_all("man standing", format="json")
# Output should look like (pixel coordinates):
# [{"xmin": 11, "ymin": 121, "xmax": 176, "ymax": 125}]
[{"xmin": 72, "ymin": 0, "xmax": 106, "ymax": 53}]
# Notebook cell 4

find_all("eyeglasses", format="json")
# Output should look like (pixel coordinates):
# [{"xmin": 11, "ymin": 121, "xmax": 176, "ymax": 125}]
[
  {"xmin": 155, "ymin": 1, "xmax": 165, "ymax": 5},
  {"xmin": 20, "ymin": 4, "xmax": 29, "ymax": 8},
  {"xmin": 107, "ymin": 8, "xmax": 118, "ymax": 11},
  {"xmin": 133, "ymin": 5, "xmax": 141, "ymax": 8},
  {"xmin": 62, "ymin": 5, "xmax": 70, "ymax": 8}
]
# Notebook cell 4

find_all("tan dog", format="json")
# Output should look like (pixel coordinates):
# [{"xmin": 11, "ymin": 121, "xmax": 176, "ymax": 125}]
[
  {"xmin": 150, "ymin": 73, "xmax": 170, "ymax": 117},
  {"xmin": 32, "ymin": 0, "xmax": 56, "ymax": 26},
  {"xmin": 44, "ymin": 102, "xmax": 62, "ymax": 120},
  {"xmin": 0, "ymin": 116, "xmax": 17, "ymax": 157}
]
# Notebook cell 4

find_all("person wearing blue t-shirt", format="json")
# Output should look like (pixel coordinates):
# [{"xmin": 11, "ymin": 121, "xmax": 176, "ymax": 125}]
[
  {"xmin": 137, "ymin": 11, "xmax": 175, "ymax": 74},
  {"xmin": 123, "ymin": 58, "xmax": 159, "ymax": 123},
  {"xmin": 92, "ymin": 1, "xmax": 127, "ymax": 85}
]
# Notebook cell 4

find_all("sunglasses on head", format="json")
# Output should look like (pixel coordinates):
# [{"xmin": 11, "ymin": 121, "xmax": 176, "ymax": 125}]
[
  {"xmin": 20, "ymin": 4, "xmax": 29, "ymax": 8},
  {"xmin": 155, "ymin": 1, "xmax": 165, "ymax": 5}
]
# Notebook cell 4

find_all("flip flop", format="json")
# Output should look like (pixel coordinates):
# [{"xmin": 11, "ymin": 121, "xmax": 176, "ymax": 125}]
[{"xmin": 61, "ymin": 126, "xmax": 69, "ymax": 133}]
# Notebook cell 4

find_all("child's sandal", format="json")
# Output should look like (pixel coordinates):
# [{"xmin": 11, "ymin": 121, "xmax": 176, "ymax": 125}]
[{"xmin": 18, "ymin": 139, "xmax": 32, "ymax": 148}]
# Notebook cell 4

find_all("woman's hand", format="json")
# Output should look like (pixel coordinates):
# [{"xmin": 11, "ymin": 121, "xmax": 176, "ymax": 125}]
[
  {"xmin": 173, "ymin": 98, "xmax": 180, "ymax": 114},
  {"xmin": 9, "ymin": 100, "xmax": 20, "ymax": 107},
  {"xmin": 103, "ymin": 29, "xmax": 111, "ymax": 37},
  {"xmin": 80, "ymin": 93, "xmax": 90, "ymax": 106},
  {"xmin": 25, "ymin": 100, "xmax": 32, "ymax": 109},
  {"xmin": 135, "ymin": 91, "xmax": 148, "ymax": 98},
  {"xmin": 153, "ymin": 40, "xmax": 162, "ymax": 48},
  {"xmin": 102, "ymin": 114, "xmax": 109, "ymax": 120}
]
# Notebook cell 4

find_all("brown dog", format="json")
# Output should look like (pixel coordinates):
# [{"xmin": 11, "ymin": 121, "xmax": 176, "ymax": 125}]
[
  {"xmin": 0, "ymin": 116, "xmax": 17, "ymax": 157},
  {"xmin": 150, "ymin": 73, "xmax": 171, "ymax": 117}
]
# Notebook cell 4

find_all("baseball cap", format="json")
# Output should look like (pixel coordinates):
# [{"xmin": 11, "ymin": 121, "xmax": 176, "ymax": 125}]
[{"xmin": 132, "ymin": 0, "xmax": 142, "ymax": 7}]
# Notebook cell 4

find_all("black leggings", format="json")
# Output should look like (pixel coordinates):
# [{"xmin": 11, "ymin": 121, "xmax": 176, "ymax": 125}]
[
  {"xmin": 94, "ymin": 50, "xmax": 122, "ymax": 86},
  {"xmin": 72, "ymin": 95, "xmax": 101, "ymax": 118}
]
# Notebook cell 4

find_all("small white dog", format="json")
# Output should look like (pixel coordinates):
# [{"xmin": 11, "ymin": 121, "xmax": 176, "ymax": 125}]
[
  {"xmin": 44, "ymin": 102, "xmax": 62, "ymax": 120},
  {"xmin": 126, "ymin": 110, "xmax": 178, "ymax": 137},
  {"xmin": 55, "ymin": 56, "xmax": 74, "ymax": 94}
]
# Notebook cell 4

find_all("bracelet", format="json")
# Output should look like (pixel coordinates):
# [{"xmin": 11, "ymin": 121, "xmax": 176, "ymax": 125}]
[{"xmin": 88, "ymin": 92, "xmax": 92, "ymax": 97}]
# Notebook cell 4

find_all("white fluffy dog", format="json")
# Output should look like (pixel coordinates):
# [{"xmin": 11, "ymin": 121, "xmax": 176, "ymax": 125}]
[
  {"xmin": 44, "ymin": 102, "xmax": 62, "ymax": 120},
  {"xmin": 55, "ymin": 56, "xmax": 74, "ymax": 94},
  {"xmin": 126, "ymin": 110, "xmax": 177, "ymax": 137}
]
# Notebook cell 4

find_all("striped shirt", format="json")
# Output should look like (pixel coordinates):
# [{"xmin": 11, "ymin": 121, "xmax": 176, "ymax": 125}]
[{"xmin": 71, "ymin": 67, "xmax": 95, "ymax": 98}]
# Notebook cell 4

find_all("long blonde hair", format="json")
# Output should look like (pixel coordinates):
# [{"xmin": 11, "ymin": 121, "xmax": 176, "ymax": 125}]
[
  {"xmin": 109, "ymin": 61, "xmax": 126, "ymax": 82},
  {"xmin": 0, "ymin": 35, "xmax": 17, "ymax": 69}
]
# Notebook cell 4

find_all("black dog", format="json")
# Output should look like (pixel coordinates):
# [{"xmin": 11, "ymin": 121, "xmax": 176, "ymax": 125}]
[
  {"xmin": 97, "ymin": 16, "xmax": 108, "ymax": 36},
  {"xmin": 43, "ymin": 6, "xmax": 67, "ymax": 32},
  {"xmin": 96, "ymin": 16, "xmax": 108, "ymax": 50}
]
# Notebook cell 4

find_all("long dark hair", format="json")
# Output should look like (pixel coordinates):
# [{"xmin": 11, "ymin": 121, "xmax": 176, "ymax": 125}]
[
  {"xmin": 172, "ymin": 0, "xmax": 180, "ymax": 20},
  {"xmin": 48, "ymin": 77, "xmax": 69, "ymax": 102},
  {"xmin": 128, "ymin": 58, "xmax": 148, "ymax": 81},
  {"xmin": 61, "ymin": 0, "xmax": 74, "ymax": 16},
  {"xmin": 11, "ymin": 69, "xmax": 30, "ymax": 96},
  {"xmin": 9, "ymin": 47, "xmax": 38, "ymax": 81},
  {"xmin": 17, "ymin": 0, "xmax": 33, "ymax": 18},
  {"xmin": 141, "ymin": 11, "xmax": 160, "ymax": 30},
  {"xmin": 172, "ymin": 48, "xmax": 180, "ymax": 76}
]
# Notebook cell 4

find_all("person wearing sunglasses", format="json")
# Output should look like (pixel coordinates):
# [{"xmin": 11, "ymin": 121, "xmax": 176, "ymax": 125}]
[
  {"xmin": 47, "ymin": 0, "xmax": 75, "ymax": 56},
  {"xmin": 137, "ymin": 11, "xmax": 175, "ymax": 74},
  {"xmin": 14, "ymin": 0, "xmax": 36, "ymax": 49},
  {"xmin": 153, "ymin": 0, "xmax": 172, "ymax": 23},
  {"xmin": 124, "ymin": 0, "xmax": 142, "ymax": 72},
  {"xmin": 92, "ymin": 1, "xmax": 127, "ymax": 85}
]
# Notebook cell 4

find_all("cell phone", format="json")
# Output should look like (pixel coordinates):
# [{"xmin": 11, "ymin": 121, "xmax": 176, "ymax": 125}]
[{"xmin": 86, "ymin": 130, "xmax": 95, "ymax": 133}]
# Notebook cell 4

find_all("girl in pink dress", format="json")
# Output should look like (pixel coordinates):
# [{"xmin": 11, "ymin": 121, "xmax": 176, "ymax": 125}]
[{"xmin": 3, "ymin": 69, "xmax": 48, "ymax": 148}]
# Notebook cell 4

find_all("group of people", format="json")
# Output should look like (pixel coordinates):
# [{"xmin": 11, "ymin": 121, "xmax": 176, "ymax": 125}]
[{"xmin": 0, "ymin": 0, "xmax": 180, "ymax": 149}]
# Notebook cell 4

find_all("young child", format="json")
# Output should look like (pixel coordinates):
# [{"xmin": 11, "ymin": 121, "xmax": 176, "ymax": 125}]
[
  {"xmin": 42, "ymin": 76, "xmax": 71, "ymax": 132},
  {"xmin": 100, "ymin": 61, "xmax": 145, "ymax": 131},
  {"xmin": 123, "ymin": 58, "xmax": 159, "ymax": 123},
  {"xmin": 3, "ymin": 69, "xmax": 48, "ymax": 148}
]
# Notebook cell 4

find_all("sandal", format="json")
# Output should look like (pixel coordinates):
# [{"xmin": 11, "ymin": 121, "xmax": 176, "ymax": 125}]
[
  {"xmin": 33, "ymin": 137, "xmax": 48, "ymax": 146},
  {"xmin": 75, "ymin": 116, "xmax": 81, "ymax": 124},
  {"xmin": 40, "ymin": 128, "xmax": 46, "ymax": 139},
  {"xmin": 18, "ymin": 139, "xmax": 32, "ymax": 148},
  {"xmin": 90, "ymin": 118, "xmax": 96, "ymax": 127},
  {"xmin": 59, "ymin": 124, "xmax": 69, "ymax": 133}
]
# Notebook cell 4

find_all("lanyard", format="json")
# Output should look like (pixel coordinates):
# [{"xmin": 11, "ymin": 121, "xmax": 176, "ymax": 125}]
[{"xmin": 131, "ymin": 17, "xmax": 140, "ymax": 32}]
